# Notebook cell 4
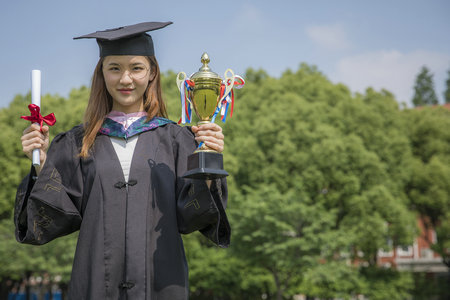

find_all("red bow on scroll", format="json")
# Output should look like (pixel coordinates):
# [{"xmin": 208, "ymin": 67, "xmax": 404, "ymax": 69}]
[{"xmin": 21, "ymin": 104, "xmax": 56, "ymax": 131}]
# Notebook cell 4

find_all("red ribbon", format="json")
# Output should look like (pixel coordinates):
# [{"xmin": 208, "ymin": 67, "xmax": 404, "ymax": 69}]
[
  {"xmin": 220, "ymin": 83, "xmax": 225, "ymax": 99},
  {"xmin": 21, "ymin": 104, "xmax": 56, "ymax": 131},
  {"xmin": 230, "ymin": 89, "xmax": 234, "ymax": 118},
  {"xmin": 186, "ymin": 80, "xmax": 195, "ymax": 87}
]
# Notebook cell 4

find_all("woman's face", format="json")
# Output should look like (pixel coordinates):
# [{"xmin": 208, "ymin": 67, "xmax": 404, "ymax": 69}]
[{"xmin": 102, "ymin": 55, "xmax": 153, "ymax": 113}]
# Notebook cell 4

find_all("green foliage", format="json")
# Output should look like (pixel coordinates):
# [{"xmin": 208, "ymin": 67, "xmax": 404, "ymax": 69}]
[
  {"xmin": 160, "ymin": 70, "xmax": 181, "ymax": 121},
  {"xmin": 412, "ymin": 272, "xmax": 450, "ymax": 299},
  {"xmin": 412, "ymin": 66, "xmax": 439, "ymax": 107},
  {"xmin": 220, "ymin": 64, "xmax": 421, "ymax": 299},
  {"xmin": 231, "ymin": 185, "xmax": 340, "ymax": 299},
  {"xmin": 300, "ymin": 262, "xmax": 363, "ymax": 299},
  {"xmin": 404, "ymin": 106, "xmax": 450, "ymax": 267},
  {"xmin": 0, "ymin": 88, "xmax": 88, "ymax": 285},
  {"xmin": 359, "ymin": 266, "xmax": 414, "ymax": 300},
  {"xmin": 0, "ymin": 218, "xmax": 77, "ymax": 282},
  {"xmin": 0, "ymin": 63, "xmax": 449, "ymax": 299},
  {"xmin": 184, "ymin": 232, "xmax": 271, "ymax": 299},
  {"xmin": 445, "ymin": 69, "xmax": 450, "ymax": 104}
]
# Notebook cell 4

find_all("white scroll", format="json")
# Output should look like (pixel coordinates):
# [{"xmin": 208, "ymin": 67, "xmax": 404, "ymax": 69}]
[{"xmin": 31, "ymin": 70, "xmax": 41, "ymax": 167}]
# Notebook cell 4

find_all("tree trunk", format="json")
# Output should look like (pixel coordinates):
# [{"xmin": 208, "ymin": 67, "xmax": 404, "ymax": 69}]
[
  {"xmin": 25, "ymin": 271, "xmax": 32, "ymax": 300},
  {"xmin": 0, "ymin": 278, "xmax": 12, "ymax": 300},
  {"xmin": 60, "ymin": 282, "xmax": 68, "ymax": 300},
  {"xmin": 446, "ymin": 268, "xmax": 450, "ymax": 300},
  {"xmin": 272, "ymin": 271, "xmax": 283, "ymax": 300},
  {"xmin": 48, "ymin": 278, "xmax": 53, "ymax": 300}
]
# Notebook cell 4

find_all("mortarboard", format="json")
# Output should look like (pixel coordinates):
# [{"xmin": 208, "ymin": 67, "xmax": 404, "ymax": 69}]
[{"xmin": 74, "ymin": 21, "xmax": 172, "ymax": 57}]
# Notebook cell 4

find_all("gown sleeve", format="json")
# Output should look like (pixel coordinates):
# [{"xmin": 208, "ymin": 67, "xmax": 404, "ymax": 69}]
[
  {"xmin": 14, "ymin": 127, "xmax": 83, "ymax": 245},
  {"xmin": 174, "ymin": 127, "xmax": 231, "ymax": 248}
]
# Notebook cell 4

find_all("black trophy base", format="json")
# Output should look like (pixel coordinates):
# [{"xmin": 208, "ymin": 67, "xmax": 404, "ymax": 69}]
[{"xmin": 183, "ymin": 151, "xmax": 229, "ymax": 180}]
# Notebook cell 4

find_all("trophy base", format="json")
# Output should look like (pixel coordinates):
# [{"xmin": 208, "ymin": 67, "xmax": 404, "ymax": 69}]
[{"xmin": 183, "ymin": 152, "xmax": 229, "ymax": 180}]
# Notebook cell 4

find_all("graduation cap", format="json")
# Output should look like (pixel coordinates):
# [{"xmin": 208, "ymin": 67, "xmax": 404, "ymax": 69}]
[{"xmin": 74, "ymin": 21, "xmax": 172, "ymax": 57}]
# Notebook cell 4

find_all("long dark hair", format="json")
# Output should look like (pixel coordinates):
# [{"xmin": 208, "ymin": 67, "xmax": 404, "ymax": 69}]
[{"xmin": 80, "ymin": 56, "xmax": 167, "ymax": 157}]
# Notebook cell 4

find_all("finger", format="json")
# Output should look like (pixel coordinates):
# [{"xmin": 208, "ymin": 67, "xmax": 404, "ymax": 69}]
[
  {"xmin": 23, "ymin": 143, "xmax": 44, "ymax": 157},
  {"xmin": 203, "ymin": 141, "xmax": 224, "ymax": 153},
  {"xmin": 21, "ymin": 129, "xmax": 45, "ymax": 142},
  {"xmin": 23, "ymin": 143, "xmax": 44, "ymax": 158},
  {"xmin": 196, "ymin": 130, "xmax": 224, "ymax": 140},
  {"xmin": 195, "ymin": 134, "xmax": 222, "ymax": 141},
  {"xmin": 195, "ymin": 136, "xmax": 224, "ymax": 148},
  {"xmin": 191, "ymin": 125, "xmax": 199, "ymax": 134},
  {"xmin": 198, "ymin": 123, "xmax": 222, "ymax": 131},
  {"xmin": 22, "ymin": 124, "xmax": 44, "ymax": 136},
  {"xmin": 22, "ymin": 126, "xmax": 32, "ymax": 135},
  {"xmin": 23, "ymin": 142, "xmax": 43, "ymax": 151},
  {"xmin": 30, "ymin": 123, "xmax": 42, "ymax": 132},
  {"xmin": 41, "ymin": 125, "xmax": 50, "ymax": 136},
  {"xmin": 20, "ymin": 131, "xmax": 46, "ymax": 142},
  {"xmin": 22, "ymin": 124, "xmax": 41, "ymax": 135},
  {"xmin": 43, "ymin": 130, "xmax": 50, "ymax": 142},
  {"xmin": 22, "ymin": 136, "xmax": 45, "ymax": 146}
]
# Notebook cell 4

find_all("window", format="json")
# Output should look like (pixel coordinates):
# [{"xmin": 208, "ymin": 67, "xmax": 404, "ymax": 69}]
[{"xmin": 397, "ymin": 245, "xmax": 413, "ymax": 257}]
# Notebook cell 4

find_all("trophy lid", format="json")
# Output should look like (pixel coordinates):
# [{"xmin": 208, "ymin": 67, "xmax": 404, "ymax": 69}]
[{"xmin": 190, "ymin": 53, "xmax": 221, "ymax": 81}]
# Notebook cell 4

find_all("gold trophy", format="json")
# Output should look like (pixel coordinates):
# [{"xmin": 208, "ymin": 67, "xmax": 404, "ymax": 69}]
[{"xmin": 177, "ymin": 53, "xmax": 236, "ymax": 179}]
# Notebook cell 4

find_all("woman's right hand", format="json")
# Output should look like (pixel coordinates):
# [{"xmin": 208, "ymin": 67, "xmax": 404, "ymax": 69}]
[{"xmin": 21, "ymin": 124, "xmax": 50, "ymax": 174}]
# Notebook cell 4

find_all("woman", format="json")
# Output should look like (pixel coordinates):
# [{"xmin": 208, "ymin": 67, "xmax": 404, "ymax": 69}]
[{"xmin": 15, "ymin": 22, "xmax": 230, "ymax": 299}]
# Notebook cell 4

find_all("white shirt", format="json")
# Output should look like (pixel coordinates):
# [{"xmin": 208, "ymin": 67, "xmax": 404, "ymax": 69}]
[{"xmin": 109, "ymin": 135, "xmax": 139, "ymax": 182}]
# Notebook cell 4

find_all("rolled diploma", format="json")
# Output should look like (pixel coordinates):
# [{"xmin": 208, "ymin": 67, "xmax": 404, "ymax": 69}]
[{"xmin": 31, "ymin": 70, "xmax": 41, "ymax": 167}]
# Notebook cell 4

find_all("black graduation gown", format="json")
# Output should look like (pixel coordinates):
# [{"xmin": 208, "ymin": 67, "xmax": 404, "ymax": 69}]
[{"xmin": 14, "ymin": 123, "xmax": 230, "ymax": 300}]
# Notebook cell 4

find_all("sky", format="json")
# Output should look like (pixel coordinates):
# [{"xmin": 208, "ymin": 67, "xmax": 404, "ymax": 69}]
[{"xmin": 1, "ymin": 0, "xmax": 449, "ymax": 108}]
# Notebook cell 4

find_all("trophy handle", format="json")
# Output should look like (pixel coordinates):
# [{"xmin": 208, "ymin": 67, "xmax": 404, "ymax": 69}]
[
  {"xmin": 176, "ymin": 72, "xmax": 187, "ymax": 92},
  {"xmin": 219, "ymin": 69, "xmax": 235, "ymax": 103},
  {"xmin": 176, "ymin": 71, "xmax": 194, "ymax": 106}
]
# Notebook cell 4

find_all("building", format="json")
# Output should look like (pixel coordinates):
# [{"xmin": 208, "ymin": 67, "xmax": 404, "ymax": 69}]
[{"xmin": 378, "ymin": 216, "xmax": 447, "ymax": 273}]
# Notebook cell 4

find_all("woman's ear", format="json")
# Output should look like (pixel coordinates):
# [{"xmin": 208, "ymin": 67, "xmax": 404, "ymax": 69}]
[{"xmin": 149, "ymin": 69, "xmax": 156, "ymax": 82}]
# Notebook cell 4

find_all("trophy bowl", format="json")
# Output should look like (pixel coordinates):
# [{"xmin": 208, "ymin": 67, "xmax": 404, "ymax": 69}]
[{"xmin": 177, "ymin": 53, "xmax": 235, "ymax": 179}]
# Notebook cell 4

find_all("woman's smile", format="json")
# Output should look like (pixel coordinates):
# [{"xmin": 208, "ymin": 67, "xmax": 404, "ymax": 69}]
[
  {"xmin": 118, "ymin": 88, "xmax": 134, "ymax": 95},
  {"xmin": 102, "ymin": 55, "xmax": 152, "ymax": 113}
]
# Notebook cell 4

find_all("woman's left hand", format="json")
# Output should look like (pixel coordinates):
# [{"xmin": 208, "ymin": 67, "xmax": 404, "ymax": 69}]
[{"xmin": 191, "ymin": 123, "xmax": 224, "ymax": 153}]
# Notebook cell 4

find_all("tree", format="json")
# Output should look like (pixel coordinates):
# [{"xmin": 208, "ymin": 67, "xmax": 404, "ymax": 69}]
[
  {"xmin": 444, "ymin": 68, "xmax": 450, "ymax": 104},
  {"xmin": 0, "ymin": 88, "xmax": 89, "ymax": 297},
  {"xmin": 412, "ymin": 66, "xmax": 439, "ymax": 107},
  {"xmin": 404, "ymin": 106, "xmax": 450, "ymax": 272},
  {"xmin": 222, "ymin": 64, "xmax": 416, "ymax": 299},
  {"xmin": 2, "ymin": 64, "xmax": 449, "ymax": 299}
]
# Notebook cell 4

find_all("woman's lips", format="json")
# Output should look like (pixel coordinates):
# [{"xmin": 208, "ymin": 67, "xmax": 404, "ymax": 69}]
[{"xmin": 118, "ymin": 89, "xmax": 133, "ymax": 95}]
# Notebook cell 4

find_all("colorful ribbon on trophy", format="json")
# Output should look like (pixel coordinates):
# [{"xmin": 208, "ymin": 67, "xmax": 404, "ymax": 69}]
[
  {"xmin": 176, "ymin": 71, "xmax": 245, "ymax": 148},
  {"xmin": 197, "ymin": 75, "xmax": 245, "ymax": 149},
  {"xmin": 21, "ymin": 104, "xmax": 56, "ymax": 131},
  {"xmin": 219, "ymin": 75, "xmax": 245, "ymax": 122},
  {"xmin": 178, "ymin": 79, "xmax": 194, "ymax": 124},
  {"xmin": 177, "ymin": 74, "xmax": 245, "ymax": 125}
]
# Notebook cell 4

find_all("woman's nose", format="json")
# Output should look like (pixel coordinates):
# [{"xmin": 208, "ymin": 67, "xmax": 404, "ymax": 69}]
[{"xmin": 119, "ymin": 70, "xmax": 133, "ymax": 84}]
